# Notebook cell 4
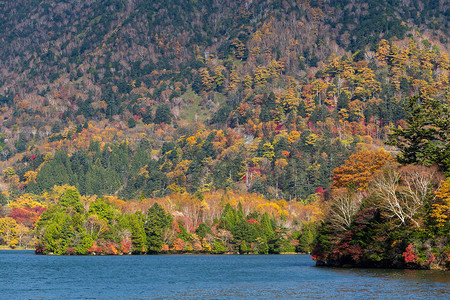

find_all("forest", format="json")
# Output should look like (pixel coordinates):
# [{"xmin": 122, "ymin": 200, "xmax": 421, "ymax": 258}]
[{"xmin": 0, "ymin": 0, "xmax": 448, "ymax": 269}]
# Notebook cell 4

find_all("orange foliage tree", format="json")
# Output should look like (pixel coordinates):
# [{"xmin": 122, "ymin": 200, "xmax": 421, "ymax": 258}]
[{"xmin": 332, "ymin": 149, "xmax": 394, "ymax": 191}]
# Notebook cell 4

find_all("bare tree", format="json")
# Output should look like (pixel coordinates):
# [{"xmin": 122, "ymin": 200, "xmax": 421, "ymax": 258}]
[
  {"xmin": 372, "ymin": 166, "xmax": 440, "ymax": 227},
  {"xmin": 372, "ymin": 169, "xmax": 409, "ymax": 225},
  {"xmin": 328, "ymin": 192, "xmax": 362, "ymax": 232}
]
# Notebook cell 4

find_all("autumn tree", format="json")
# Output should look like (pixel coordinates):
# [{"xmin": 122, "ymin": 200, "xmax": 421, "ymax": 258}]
[
  {"xmin": 199, "ymin": 68, "xmax": 213, "ymax": 92},
  {"xmin": 433, "ymin": 178, "xmax": 450, "ymax": 230},
  {"xmin": 0, "ymin": 217, "xmax": 18, "ymax": 247},
  {"xmin": 332, "ymin": 149, "xmax": 394, "ymax": 191}
]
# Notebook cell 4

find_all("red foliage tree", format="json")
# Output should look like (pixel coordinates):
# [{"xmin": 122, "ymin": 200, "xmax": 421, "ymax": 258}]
[
  {"xmin": 8, "ymin": 206, "xmax": 46, "ymax": 227},
  {"xmin": 120, "ymin": 238, "xmax": 132, "ymax": 254},
  {"xmin": 402, "ymin": 244, "xmax": 417, "ymax": 263}
]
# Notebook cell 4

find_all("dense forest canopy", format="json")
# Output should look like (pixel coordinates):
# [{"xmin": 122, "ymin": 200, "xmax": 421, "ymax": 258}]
[{"xmin": 0, "ymin": 0, "xmax": 448, "ymax": 267}]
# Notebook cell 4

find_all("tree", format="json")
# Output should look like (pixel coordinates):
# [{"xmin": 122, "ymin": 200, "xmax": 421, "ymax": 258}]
[
  {"xmin": 59, "ymin": 187, "xmax": 84, "ymax": 214},
  {"xmin": 128, "ymin": 117, "xmax": 136, "ymax": 128},
  {"xmin": 387, "ymin": 96, "xmax": 450, "ymax": 172},
  {"xmin": 83, "ymin": 214, "xmax": 108, "ymax": 238},
  {"xmin": 199, "ymin": 68, "xmax": 213, "ymax": 91},
  {"xmin": 144, "ymin": 203, "xmax": 172, "ymax": 253},
  {"xmin": 154, "ymin": 104, "xmax": 172, "ymax": 124},
  {"xmin": 239, "ymin": 240, "xmax": 248, "ymax": 254},
  {"xmin": 195, "ymin": 222, "xmax": 212, "ymax": 239},
  {"xmin": 213, "ymin": 66, "xmax": 225, "ymax": 92},
  {"xmin": 328, "ymin": 192, "xmax": 362, "ymax": 232},
  {"xmin": 0, "ymin": 217, "xmax": 17, "ymax": 246},
  {"xmin": 129, "ymin": 213, "xmax": 147, "ymax": 253},
  {"xmin": 371, "ymin": 166, "xmax": 436, "ymax": 228},
  {"xmin": 32, "ymin": 151, "xmax": 76, "ymax": 193},
  {"xmin": 88, "ymin": 199, "xmax": 117, "ymax": 223},
  {"xmin": 41, "ymin": 211, "xmax": 74, "ymax": 255},
  {"xmin": 297, "ymin": 222, "xmax": 318, "ymax": 254},
  {"xmin": 432, "ymin": 178, "xmax": 450, "ymax": 229},
  {"xmin": 332, "ymin": 149, "xmax": 394, "ymax": 191},
  {"xmin": 74, "ymin": 229, "xmax": 93, "ymax": 255},
  {"xmin": 0, "ymin": 189, "xmax": 6, "ymax": 206}
]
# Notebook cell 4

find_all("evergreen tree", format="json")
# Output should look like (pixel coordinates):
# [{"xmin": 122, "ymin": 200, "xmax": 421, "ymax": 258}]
[
  {"xmin": 128, "ymin": 117, "xmax": 136, "ymax": 128},
  {"xmin": 260, "ymin": 213, "xmax": 274, "ymax": 238},
  {"xmin": 85, "ymin": 163, "xmax": 105, "ymax": 196},
  {"xmin": 387, "ymin": 96, "xmax": 450, "ymax": 172},
  {"xmin": 88, "ymin": 199, "xmax": 116, "ymax": 222},
  {"xmin": 195, "ymin": 222, "xmax": 212, "ymax": 239},
  {"xmin": 337, "ymin": 91, "xmax": 349, "ymax": 110},
  {"xmin": 154, "ymin": 104, "xmax": 172, "ymax": 124},
  {"xmin": 59, "ymin": 187, "xmax": 84, "ymax": 214},
  {"xmin": 74, "ymin": 229, "xmax": 93, "ymax": 255},
  {"xmin": 144, "ymin": 203, "xmax": 172, "ymax": 253},
  {"xmin": 297, "ymin": 222, "xmax": 318, "ymax": 253},
  {"xmin": 239, "ymin": 240, "xmax": 248, "ymax": 254},
  {"xmin": 33, "ymin": 150, "xmax": 77, "ymax": 193},
  {"xmin": 42, "ymin": 211, "xmax": 73, "ymax": 255},
  {"xmin": 130, "ymin": 213, "xmax": 147, "ymax": 253}
]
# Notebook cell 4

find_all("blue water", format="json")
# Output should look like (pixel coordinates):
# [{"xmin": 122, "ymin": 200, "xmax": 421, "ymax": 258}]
[{"xmin": 0, "ymin": 251, "xmax": 448, "ymax": 299}]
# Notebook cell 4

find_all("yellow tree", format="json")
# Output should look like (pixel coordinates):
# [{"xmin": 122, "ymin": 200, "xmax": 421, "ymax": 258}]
[
  {"xmin": 231, "ymin": 38, "xmax": 247, "ymax": 60},
  {"xmin": 228, "ymin": 69, "xmax": 240, "ymax": 91},
  {"xmin": 375, "ymin": 39, "xmax": 391, "ymax": 66},
  {"xmin": 280, "ymin": 88, "xmax": 300, "ymax": 113},
  {"xmin": 23, "ymin": 171, "xmax": 38, "ymax": 187},
  {"xmin": 268, "ymin": 59, "xmax": 285, "ymax": 77},
  {"xmin": 167, "ymin": 160, "xmax": 192, "ymax": 186},
  {"xmin": 262, "ymin": 143, "xmax": 275, "ymax": 161},
  {"xmin": 16, "ymin": 223, "xmax": 31, "ymax": 248},
  {"xmin": 253, "ymin": 66, "xmax": 269, "ymax": 86},
  {"xmin": 433, "ymin": 179, "xmax": 450, "ymax": 227},
  {"xmin": 9, "ymin": 194, "xmax": 44, "ymax": 209},
  {"xmin": 243, "ymin": 74, "xmax": 253, "ymax": 89},
  {"xmin": 199, "ymin": 68, "xmax": 213, "ymax": 92},
  {"xmin": 213, "ymin": 66, "xmax": 225, "ymax": 91},
  {"xmin": 0, "ymin": 217, "xmax": 18, "ymax": 247}
]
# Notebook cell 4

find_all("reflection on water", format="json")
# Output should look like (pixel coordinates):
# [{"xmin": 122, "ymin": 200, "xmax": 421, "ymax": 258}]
[
  {"xmin": 329, "ymin": 266, "xmax": 449, "ymax": 284},
  {"xmin": 323, "ymin": 266, "xmax": 449, "ymax": 299},
  {"xmin": 0, "ymin": 251, "xmax": 448, "ymax": 299}
]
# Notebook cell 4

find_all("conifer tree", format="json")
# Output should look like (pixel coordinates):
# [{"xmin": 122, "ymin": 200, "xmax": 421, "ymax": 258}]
[
  {"xmin": 388, "ymin": 95, "xmax": 450, "ymax": 172},
  {"xmin": 144, "ymin": 203, "xmax": 172, "ymax": 253}
]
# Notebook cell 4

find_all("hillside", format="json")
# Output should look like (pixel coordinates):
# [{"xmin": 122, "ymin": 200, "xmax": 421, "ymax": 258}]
[
  {"xmin": 0, "ymin": 0, "xmax": 448, "ymax": 197},
  {"xmin": 0, "ymin": 0, "xmax": 449, "ymax": 263}
]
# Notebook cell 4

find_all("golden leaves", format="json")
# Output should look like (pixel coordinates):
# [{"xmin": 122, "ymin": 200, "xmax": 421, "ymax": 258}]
[
  {"xmin": 332, "ymin": 149, "xmax": 394, "ymax": 191},
  {"xmin": 433, "ymin": 179, "xmax": 450, "ymax": 227}
]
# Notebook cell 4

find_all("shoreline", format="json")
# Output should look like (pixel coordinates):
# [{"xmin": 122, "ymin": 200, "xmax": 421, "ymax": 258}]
[{"xmin": 0, "ymin": 246, "xmax": 31, "ymax": 251}]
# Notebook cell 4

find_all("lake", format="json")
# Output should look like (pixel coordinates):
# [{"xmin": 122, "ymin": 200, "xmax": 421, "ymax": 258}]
[{"xmin": 1, "ymin": 251, "xmax": 448, "ymax": 299}]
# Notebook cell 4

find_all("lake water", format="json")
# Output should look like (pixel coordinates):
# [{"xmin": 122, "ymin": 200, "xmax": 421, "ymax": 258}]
[{"xmin": 1, "ymin": 251, "xmax": 448, "ymax": 299}]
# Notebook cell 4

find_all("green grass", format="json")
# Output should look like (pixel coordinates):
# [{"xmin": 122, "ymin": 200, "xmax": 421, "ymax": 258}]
[{"xmin": 181, "ymin": 86, "xmax": 208, "ymax": 123}]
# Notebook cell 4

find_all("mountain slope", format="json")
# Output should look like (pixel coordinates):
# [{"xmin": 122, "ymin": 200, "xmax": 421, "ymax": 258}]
[{"xmin": 0, "ymin": 0, "xmax": 448, "ymax": 201}]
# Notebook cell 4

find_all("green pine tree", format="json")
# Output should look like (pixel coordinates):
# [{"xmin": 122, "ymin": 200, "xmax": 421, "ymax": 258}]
[{"xmin": 144, "ymin": 203, "xmax": 172, "ymax": 253}]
